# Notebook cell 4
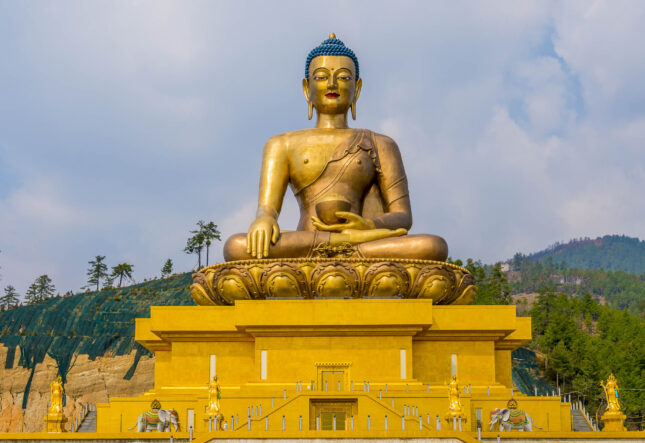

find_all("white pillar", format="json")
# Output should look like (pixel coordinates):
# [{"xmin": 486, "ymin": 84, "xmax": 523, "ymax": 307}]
[
  {"xmin": 210, "ymin": 354, "xmax": 216, "ymax": 380},
  {"xmin": 187, "ymin": 409, "xmax": 194, "ymax": 433},
  {"xmin": 451, "ymin": 354, "xmax": 457, "ymax": 376},
  {"xmin": 400, "ymin": 349, "xmax": 406, "ymax": 379}
]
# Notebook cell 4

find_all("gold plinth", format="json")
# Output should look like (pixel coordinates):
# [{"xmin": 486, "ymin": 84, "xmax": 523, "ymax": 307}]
[
  {"xmin": 602, "ymin": 411, "xmax": 626, "ymax": 432},
  {"xmin": 44, "ymin": 412, "xmax": 67, "ymax": 433},
  {"xmin": 191, "ymin": 258, "xmax": 476, "ymax": 306}
]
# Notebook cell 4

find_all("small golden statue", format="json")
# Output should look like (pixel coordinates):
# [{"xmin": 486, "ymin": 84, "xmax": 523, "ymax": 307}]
[
  {"xmin": 205, "ymin": 376, "xmax": 224, "ymax": 430},
  {"xmin": 191, "ymin": 34, "xmax": 476, "ymax": 304},
  {"xmin": 445, "ymin": 375, "xmax": 466, "ymax": 425},
  {"xmin": 44, "ymin": 376, "xmax": 67, "ymax": 432},
  {"xmin": 600, "ymin": 374, "xmax": 626, "ymax": 431}
]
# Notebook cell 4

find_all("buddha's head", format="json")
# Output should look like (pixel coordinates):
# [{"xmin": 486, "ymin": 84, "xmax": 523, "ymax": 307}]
[{"xmin": 303, "ymin": 33, "xmax": 363, "ymax": 120}]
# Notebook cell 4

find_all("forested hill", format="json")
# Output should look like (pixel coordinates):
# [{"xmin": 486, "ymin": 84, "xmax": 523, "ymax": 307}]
[
  {"xmin": 462, "ymin": 260, "xmax": 644, "ymax": 430},
  {"xmin": 521, "ymin": 235, "xmax": 645, "ymax": 274}
]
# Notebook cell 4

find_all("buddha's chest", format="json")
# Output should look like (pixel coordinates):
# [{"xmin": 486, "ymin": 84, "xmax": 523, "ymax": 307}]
[{"xmin": 288, "ymin": 141, "xmax": 377, "ymax": 193}]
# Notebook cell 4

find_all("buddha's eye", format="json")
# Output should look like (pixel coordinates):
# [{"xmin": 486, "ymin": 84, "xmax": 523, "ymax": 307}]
[
  {"xmin": 313, "ymin": 75, "xmax": 327, "ymax": 81},
  {"xmin": 338, "ymin": 75, "xmax": 352, "ymax": 81}
]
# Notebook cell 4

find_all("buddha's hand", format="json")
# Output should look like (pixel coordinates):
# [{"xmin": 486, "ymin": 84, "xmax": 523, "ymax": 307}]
[
  {"xmin": 247, "ymin": 215, "xmax": 280, "ymax": 259},
  {"xmin": 312, "ymin": 211, "xmax": 375, "ymax": 232},
  {"xmin": 339, "ymin": 228, "xmax": 408, "ymax": 244}
]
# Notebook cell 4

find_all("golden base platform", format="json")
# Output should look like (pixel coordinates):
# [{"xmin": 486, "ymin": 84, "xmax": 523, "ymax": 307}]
[
  {"xmin": 43, "ymin": 413, "xmax": 67, "ymax": 433},
  {"xmin": 601, "ymin": 410, "xmax": 627, "ymax": 432},
  {"xmin": 96, "ymin": 298, "xmax": 574, "ymax": 435},
  {"xmin": 190, "ymin": 258, "xmax": 476, "ymax": 305}
]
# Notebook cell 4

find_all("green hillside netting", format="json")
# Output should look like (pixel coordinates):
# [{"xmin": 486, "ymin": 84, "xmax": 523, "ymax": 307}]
[
  {"xmin": 0, "ymin": 273, "xmax": 195, "ymax": 408},
  {"xmin": 512, "ymin": 347, "xmax": 555, "ymax": 395}
]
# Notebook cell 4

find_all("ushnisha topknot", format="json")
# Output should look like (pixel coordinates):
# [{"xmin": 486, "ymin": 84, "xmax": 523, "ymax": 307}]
[{"xmin": 305, "ymin": 33, "xmax": 359, "ymax": 79}]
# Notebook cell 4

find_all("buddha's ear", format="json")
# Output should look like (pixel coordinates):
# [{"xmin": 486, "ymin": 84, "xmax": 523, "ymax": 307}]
[
  {"xmin": 354, "ymin": 77, "xmax": 363, "ymax": 102},
  {"xmin": 351, "ymin": 78, "xmax": 362, "ymax": 120},
  {"xmin": 303, "ymin": 78, "xmax": 313, "ymax": 120}
]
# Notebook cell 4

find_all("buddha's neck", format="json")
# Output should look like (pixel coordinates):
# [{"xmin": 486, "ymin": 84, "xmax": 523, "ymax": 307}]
[{"xmin": 315, "ymin": 112, "xmax": 349, "ymax": 129}]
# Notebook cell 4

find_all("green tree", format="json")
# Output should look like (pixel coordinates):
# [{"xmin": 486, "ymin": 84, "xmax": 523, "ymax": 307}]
[
  {"xmin": 86, "ymin": 255, "xmax": 108, "ymax": 291},
  {"xmin": 486, "ymin": 262, "xmax": 511, "ymax": 304},
  {"xmin": 470, "ymin": 260, "xmax": 511, "ymax": 305},
  {"xmin": 161, "ymin": 259, "xmax": 173, "ymax": 278},
  {"xmin": 111, "ymin": 263, "xmax": 134, "ymax": 287},
  {"xmin": 184, "ymin": 231, "xmax": 205, "ymax": 269},
  {"xmin": 25, "ymin": 275, "xmax": 56, "ymax": 304},
  {"xmin": 1, "ymin": 285, "xmax": 19, "ymax": 308},
  {"xmin": 196, "ymin": 220, "xmax": 221, "ymax": 266}
]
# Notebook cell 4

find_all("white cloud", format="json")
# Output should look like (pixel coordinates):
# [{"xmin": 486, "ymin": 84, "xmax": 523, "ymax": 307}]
[{"xmin": 1, "ymin": 1, "xmax": 644, "ymax": 294}]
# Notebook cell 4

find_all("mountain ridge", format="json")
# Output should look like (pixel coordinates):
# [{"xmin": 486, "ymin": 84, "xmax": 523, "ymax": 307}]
[{"xmin": 515, "ymin": 234, "xmax": 645, "ymax": 274}]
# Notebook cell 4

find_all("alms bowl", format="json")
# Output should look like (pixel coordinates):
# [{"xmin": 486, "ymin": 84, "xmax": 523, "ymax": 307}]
[{"xmin": 315, "ymin": 200, "xmax": 352, "ymax": 225}]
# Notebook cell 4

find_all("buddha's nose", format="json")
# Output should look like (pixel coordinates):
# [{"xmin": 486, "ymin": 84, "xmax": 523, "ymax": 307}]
[{"xmin": 327, "ymin": 76, "xmax": 337, "ymax": 89}]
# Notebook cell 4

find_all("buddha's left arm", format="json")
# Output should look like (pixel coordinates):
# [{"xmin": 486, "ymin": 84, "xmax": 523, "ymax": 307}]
[{"xmin": 371, "ymin": 135, "xmax": 413, "ymax": 230}]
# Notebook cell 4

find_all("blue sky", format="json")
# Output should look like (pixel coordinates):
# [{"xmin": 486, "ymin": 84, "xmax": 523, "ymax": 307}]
[{"xmin": 1, "ymin": 1, "xmax": 644, "ymax": 297}]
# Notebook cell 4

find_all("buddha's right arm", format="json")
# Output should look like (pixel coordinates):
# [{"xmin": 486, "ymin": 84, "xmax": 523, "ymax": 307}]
[{"xmin": 248, "ymin": 136, "xmax": 289, "ymax": 258}]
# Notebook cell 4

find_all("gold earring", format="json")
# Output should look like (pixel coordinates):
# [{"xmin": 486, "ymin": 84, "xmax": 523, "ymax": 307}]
[
  {"xmin": 308, "ymin": 101, "xmax": 313, "ymax": 120},
  {"xmin": 351, "ymin": 102, "xmax": 357, "ymax": 120}
]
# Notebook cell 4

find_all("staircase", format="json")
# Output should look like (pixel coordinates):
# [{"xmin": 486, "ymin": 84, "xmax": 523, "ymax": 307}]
[
  {"xmin": 76, "ymin": 409, "xmax": 97, "ymax": 432},
  {"xmin": 572, "ymin": 408, "xmax": 593, "ymax": 431}
]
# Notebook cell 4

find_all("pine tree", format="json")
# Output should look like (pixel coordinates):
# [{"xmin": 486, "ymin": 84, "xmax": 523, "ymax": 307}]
[
  {"xmin": 25, "ymin": 275, "xmax": 55, "ymax": 304},
  {"xmin": 184, "ymin": 232, "xmax": 205, "ymax": 269},
  {"xmin": 111, "ymin": 263, "xmax": 134, "ymax": 287},
  {"xmin": 1, "ymin": 285, "xmax": 19, "ymax": 308},
  {"xmin": 86, "ymin": 256, "xmax": 108, "ymax": 291},
  {"xmin": 196, "ymin": 220, "xmax": 221, "ymax": 266},
  {"xmin": 161, "ymin": 259, "xmax": 173, "ymax": 278}
]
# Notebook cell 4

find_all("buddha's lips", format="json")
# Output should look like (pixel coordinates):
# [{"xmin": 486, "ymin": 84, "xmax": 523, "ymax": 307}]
[{"xmin": 325, "ymin": 92, "xmax": 340, "ymax": 98}]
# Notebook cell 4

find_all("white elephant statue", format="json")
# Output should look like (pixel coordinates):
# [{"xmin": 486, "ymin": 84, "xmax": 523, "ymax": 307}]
[
  {"xmin": 489, "ymin": 407, "xmax": 542, "ymax": 432},
  {"xmin": 128, "ymin": 408, "xmax": 180, "ymax": 432}
]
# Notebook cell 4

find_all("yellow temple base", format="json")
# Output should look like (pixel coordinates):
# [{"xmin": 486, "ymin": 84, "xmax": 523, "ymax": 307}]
[
  {"xmin": 43, "ymin": 412, "xmax": 67, "ymax": 433},
  {"xmin": 601, "ymin": 410, "xmax": 627, "ymax": 432},
  {"xmin": 94, "ymin": 299, "xmax": 579, "ymax": 436}
]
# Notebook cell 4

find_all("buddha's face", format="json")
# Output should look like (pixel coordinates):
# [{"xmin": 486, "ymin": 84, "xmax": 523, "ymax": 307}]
[{"xmin": 303, "ymin": 55, "xmax": 362, "ymax": 115}]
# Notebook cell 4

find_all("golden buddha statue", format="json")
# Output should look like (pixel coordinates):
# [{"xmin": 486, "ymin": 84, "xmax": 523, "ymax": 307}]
[
  {"xmin": 205, "ymin": 376, "xmax": 224, "ymax": 430},
  {"xmin": 191, "ymin": 34, "xmax": 475, "ymax": 305},
  {"xmin": 601, "ymin": 374, "xmax": 621, "ymax": 413},
  {"xmin": 206, "ymin": 376, "xmax": 222, "ymax": 416},
  {"xmin": 224, "ymin": 33, "xmax": 447, "ymax": 262},
  {"xmin": 445, "ymin": 375, "xmax": 466, "ymax": 423},
  {"xmin": 44, "ymin": 375, "xmax": 67, "ymax": 432},
  {"xmin": 447, "ymin": 375, "xmax": 463, "ymax": 414},
  {"xmin": 49, "ymin": 376, "xmax": 64, "ymax": 414},
  {"xmin": 600, "ymin": 374, "xmax": 627, "ymax": 431}
]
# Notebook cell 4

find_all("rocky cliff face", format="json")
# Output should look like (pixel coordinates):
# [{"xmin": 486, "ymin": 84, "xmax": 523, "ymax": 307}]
[{"xmin": 0, "ymin": 346, "xmax": 153, "ymax": 432}]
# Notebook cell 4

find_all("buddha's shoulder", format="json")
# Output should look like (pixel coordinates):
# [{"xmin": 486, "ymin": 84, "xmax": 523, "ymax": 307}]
[
  {"xmin": 264, "ymin": 128, "xmax": 399, "ymax": 143},
  {"xmin": 368, "ymin": 131, "xmax": 399, "ymax": 149}
]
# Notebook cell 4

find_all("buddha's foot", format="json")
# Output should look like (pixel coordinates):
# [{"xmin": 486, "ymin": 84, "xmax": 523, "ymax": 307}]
[{"xmin": 191, "ymin": 258, "xmax": 476, "ymax": 306}]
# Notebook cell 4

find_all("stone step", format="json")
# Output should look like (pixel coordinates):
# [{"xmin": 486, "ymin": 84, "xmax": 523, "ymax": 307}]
[
  {"xmin": 571, "ymin": 409, "xmax": 593, "ymax": 431},
  {"xmin": 77, "ymin": 410, "xmax": 97, "ymax": 432}
]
